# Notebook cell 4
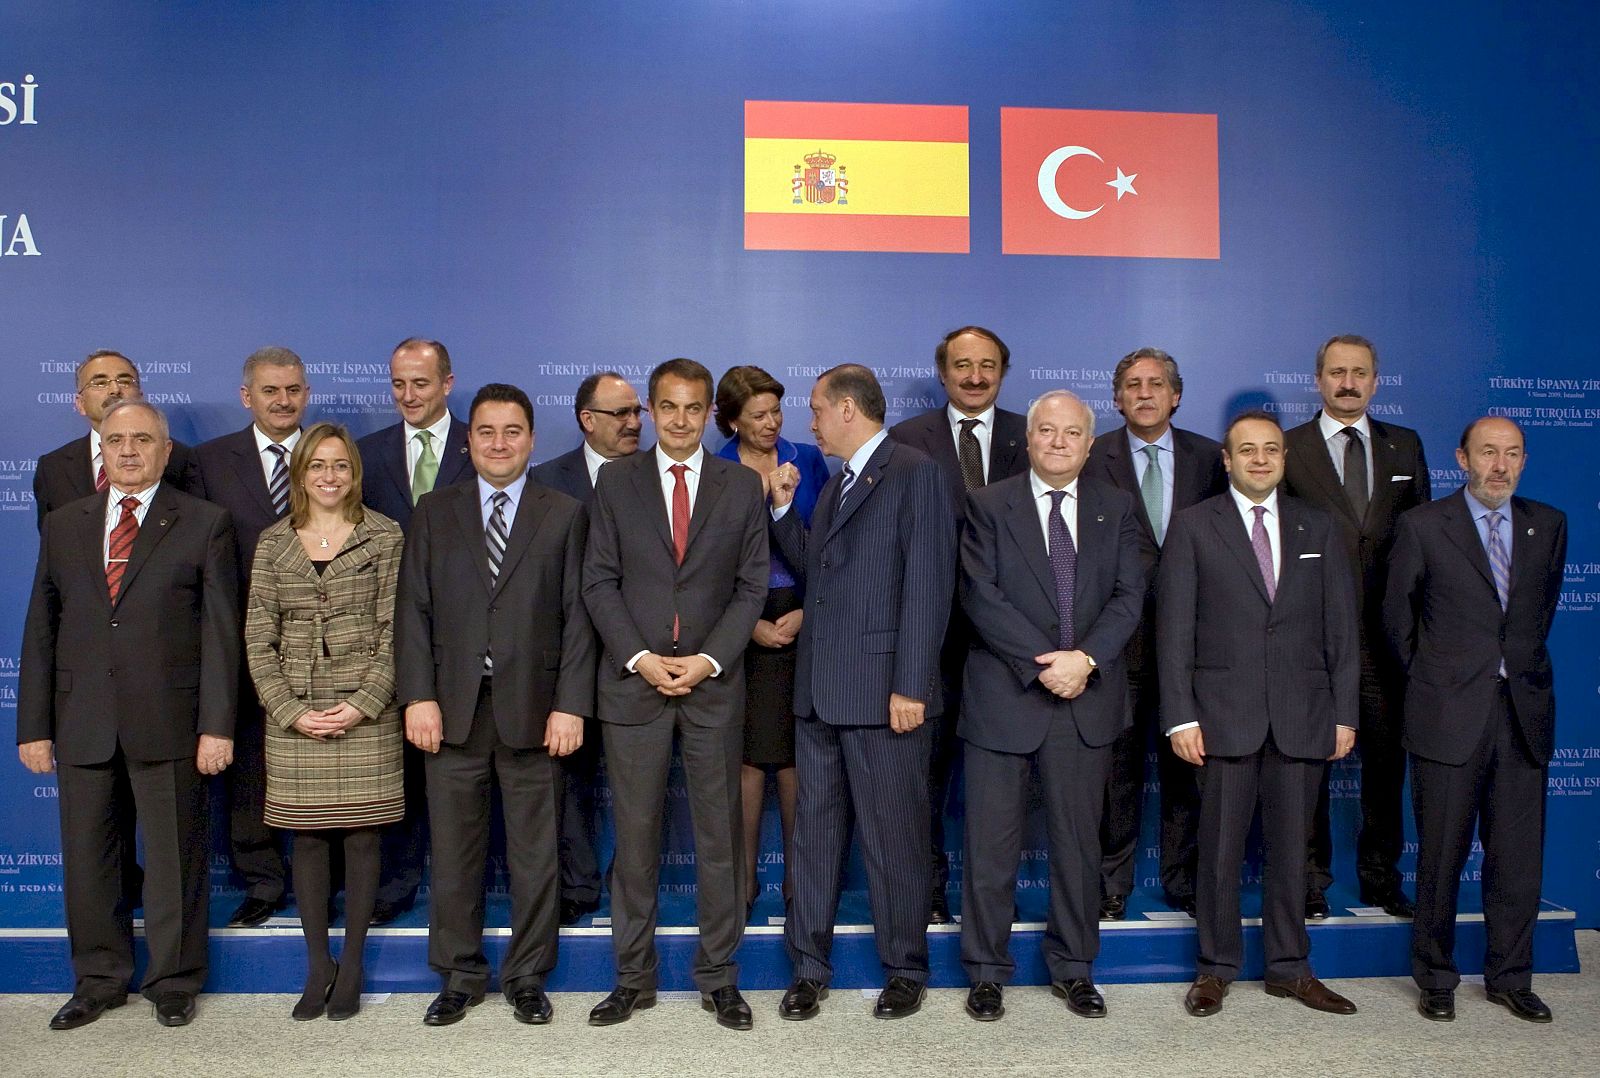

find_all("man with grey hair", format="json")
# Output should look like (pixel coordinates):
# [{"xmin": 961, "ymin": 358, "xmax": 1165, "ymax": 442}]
[
  {"xmin": 956, "ymin": 389, "xmax": 1145, "ymax": 1021},
  {"xmin": 20, "ymin": 398, "xmax": 240, "ymax": 1029},
  {"xmin": 1082, "ymin": 347, "xmax": 1226, "ymax": 921},
  {"xmin": 193, "ymin": 346, "xmax": 311, "ymax": 927}
]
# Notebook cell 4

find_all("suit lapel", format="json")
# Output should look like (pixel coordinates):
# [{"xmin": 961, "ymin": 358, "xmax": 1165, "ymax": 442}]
[
  {"xmin": 1003, "ymin": 479, "xmax": 1057, "ymax": 612},
  {"xmin": 78, "ymin": 497, "xmax": 113, "ymax": 611},
  {"xmin": 1365, "ymin": 418, "xmax": 1403, "ymax": 532},
  {"xmin": 1106, "ymin": 429, "xmax": 1158, "ymax": 545},
  {"xmin": 637, "ymin": 449, "xmax": 675, "ymax": 558},
  {"xmin": 1073, "ymin": 481, "xmax": 1115, "ymax": 607},
  {"xmin": 1211, "ymin": 496, "xmax": 1272, "ymax": 606},
  {"xmin": 451, "ymin": 484, "xmax": 497, "ymax": 595},
  {"xmin": 113, "ymin": 490, "xmax": 179, "ymax": 609},
  {"xmin": 490, "ymin": 482, "xmax": 549, "ymax": 595},
  {"xmin": 383, "ymin": 426, "xmax": 413, "ymax": 510},
  {"xmin": 1172, "ymin": 430, "xmax": 1210, "ymax": 514},
  {"xmin": 437, "ymin": 415, "xmax": 474, "ymax": 487},
  {"xmin": 825, "ymin": 438, "xmax": 891, "ymax": 542},
  {"xmin": 1274, "ymin": 498, "xmax": 1312, "ymax": 608},
  {"xmin": 68, "ymin": 436, "xmax": 97, "ymax": 500},
  {"xmin": 686, "ymin": 455, "xmax": 725, "ymax": 553},
  {"xmin": 231, "ymin": 429, "xmax": 279, "ymax": 521},
  {"xmin": 1507, "ymin": 496, "xmax": 1537, "ymax": 599},
  {"xmin": 1294, "ymin": 416, "xmax": 1360, "ymax": 528},
  {"xmin": 989, "ymin": 411, "xmax": 1025, "ymax": 480},
  {"xmin": 1440, "ymin": 490, "xmax": 1496, "ymax": 596}
]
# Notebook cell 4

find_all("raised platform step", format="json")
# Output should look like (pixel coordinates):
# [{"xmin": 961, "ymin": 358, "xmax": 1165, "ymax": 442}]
[{"xmin": 0, "ymin": 884, "xmax": 1579, "ymax": 994}]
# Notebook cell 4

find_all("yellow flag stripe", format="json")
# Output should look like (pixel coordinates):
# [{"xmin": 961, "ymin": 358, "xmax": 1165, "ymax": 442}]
[{"xmin": 744, "ymin": 138, "xmax": 969, "ymax": 217}]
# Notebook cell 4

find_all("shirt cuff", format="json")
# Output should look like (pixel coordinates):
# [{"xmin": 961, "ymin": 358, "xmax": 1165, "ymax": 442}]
[
  {"xmin": 770, "ymin": 501, "xmax": 792, "ymax": 521},
  {"xmin": 698, "ymin": 653, "xmax": 722, "ymax": 678},
  {"xmin": 625, "ymin": 650, "xmax": 648, "ymax": 673},
  {"xmin": 1167, "ymin": 722, "xmax": 1199, "ymax": 735},
  {"xmin": 1336, "ymin": 725, "xmax": 1356, "ymax": 732}
]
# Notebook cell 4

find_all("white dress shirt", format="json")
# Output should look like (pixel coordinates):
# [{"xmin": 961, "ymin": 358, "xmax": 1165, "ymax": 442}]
[
  {"xmin": 1030, "ymin": 471, "xmax": 1080, "ymax": 550},
  {"xmin": 1230, "ymin": 484, "xmax": 1281, "ymax": 584},
  {"xmin": 404, "ymin": 412, "xmax": 453, "ymax": 484},
  {"xmin": 103, "ymin": 482, "xmax": 160, "ymax": 563},
  {"xmin": 88, "ymin": 428, "xmax": 103, "ymax": 484},
  {"xmin": 948, "ymin": 403, "xmax": 995, "ymax": 480},
  {"xmin": 253, "ymin": 424, "xmax": 302, "ymax": 486},
  {"xmin": 582, "ymin": 441, "xmax": 614, "ymax": 488},
  {"xmin": 1317, "ymin": 410, "xmax": 1372, "ymax": 492},
  {"xmin": 627, "ymin": 445, "xmax": 720, "ymax": 677}
]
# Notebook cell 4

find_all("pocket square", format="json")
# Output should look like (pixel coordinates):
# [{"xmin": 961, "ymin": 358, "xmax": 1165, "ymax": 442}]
[
  {"xmin": 1298, "ymin": 552, "xmax": 1322, "ymax": 559},
  {"xmin": 1389, "ymin": 475, "xmax": 1412, "ymax": 482}
]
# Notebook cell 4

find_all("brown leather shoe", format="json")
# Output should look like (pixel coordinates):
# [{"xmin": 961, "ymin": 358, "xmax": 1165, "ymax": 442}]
[
  {"xmin": 1264, "ymin": 975, "xmax": 1357, "ymax": 1014},
  {"xmin": 1184, "ymin": 975, "xmax": 1228, "ymax": 1017}
]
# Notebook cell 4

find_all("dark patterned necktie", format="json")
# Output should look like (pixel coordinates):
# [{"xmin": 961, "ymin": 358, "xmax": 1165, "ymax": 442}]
[
  {"xmin": 485, "ymin": 491, "xmax": 509, "ymax": 672},
  {"xmin": 1251, "ymin": 505, "xmax": 1276, "ymax": 603},
  {"xmin": 1047, "ymin": 489, "xmax": 1077, "ymax": 649},
  {"xmin": 94, "ymin": 461, "xmax": 108, "ymax": 492},
  {"xmin": 958, "ymin": 418, "xmax": 985, "ymax": 492},
  {"xmin": 836, "ymin": 463, "xmax": 857, "ymax": 514},
  {"xmin": 267, "ymin": 443, "xmax": 289, "ymax": 516},
  {"xmin": 1341, "ymin": 426, "xmax": 1368, "ymax": 520},
  {"xmin": 106, "ymin": 496, "xmax": 140, "ymax": 602}
]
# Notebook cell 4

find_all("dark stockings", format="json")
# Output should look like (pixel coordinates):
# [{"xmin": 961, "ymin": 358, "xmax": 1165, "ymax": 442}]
[{"xmin": 293, "ymin": 828, "xmax": 380, "ymax": 1015}]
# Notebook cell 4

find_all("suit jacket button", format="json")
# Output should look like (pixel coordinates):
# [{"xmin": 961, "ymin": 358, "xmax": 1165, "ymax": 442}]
[
  {"xmin": 319, "ymin": 593, "xmax": 328, "ymax": 602},
  {"xmin": 109, "ymin": 620, "xmax": 119, "ymax": 628},
  {"xmin": 490, "ymin": 605, "xmax": 497, "ymax": 614}
]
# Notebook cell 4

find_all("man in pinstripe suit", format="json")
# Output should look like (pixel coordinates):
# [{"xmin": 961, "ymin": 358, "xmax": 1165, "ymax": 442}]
[{"xmin": 769, "ymin": 364, "xmax": 956, "ymax": 1021}]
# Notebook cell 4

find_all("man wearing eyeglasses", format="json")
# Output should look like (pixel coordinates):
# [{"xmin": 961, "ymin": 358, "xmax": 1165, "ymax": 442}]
[
  {"xmin": 34, "ymin": 349, "xmax": 201, "ymax": 526},
  {"xmin": 357, "ymin": 338, "xmax": 475, "ymax": 924},
  {"xmin": 531, "ymin": 370, "xmax": 645, "ymax": 925}
]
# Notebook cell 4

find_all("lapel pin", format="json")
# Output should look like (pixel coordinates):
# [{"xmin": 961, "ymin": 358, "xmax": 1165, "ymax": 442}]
[
  {"xmin": 159, "ymin": 519, "xmax": 169, "ymax": 527},
  {"xmin": 1297, "ymin": 523, "xmax": 1305, "ymax": 531},
  {"xmin": 1096, "ymin": 514, "xmax": 1105, "ymax": 522},
  {"xmin": 1527, "ymin": 527, "xmax": 1535, "ymax": 536}
]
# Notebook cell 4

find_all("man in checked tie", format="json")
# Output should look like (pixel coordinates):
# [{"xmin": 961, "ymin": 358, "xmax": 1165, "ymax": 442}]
[
  {"xmin": 581, "ymin": 358, "xmax": 768, "ymax": 1031},
  {"xmin": 19, "ymin": 399, "xmax": 241, "ymax": 1029},
  {"xmin": 1284, "ymin": 334, "xmax": 1431, "ymax": 923},
  {"xmin": 955, "ymin": 390, "xmax": 1146, "ymax": 1022},
  {"xmin": 1157, "ymin": 410, "xmax": 1360, "ymax": 1019},
  {"xmin": 1384, "ymin": 416, "xmax": 1566, "ymax": 1024},
  {"xmin": 395, "ymin": 383, "xmax": 596, "ymax": 1027},
  {"xmin": 193, "ymin": 346, "xmax": 310, "ymax": 927}
]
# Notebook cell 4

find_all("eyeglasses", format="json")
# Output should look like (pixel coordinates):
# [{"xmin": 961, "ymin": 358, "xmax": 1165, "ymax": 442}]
[
  {"xmin": 306, "ymin": 460, "xmax": 354, "ymax": 474},
  {"xmin": 584, "ymin": 405, "xmax": 644, "ymax": 420},
  {"xmin": 80, "ymin": 375, "xmax": 139, "ymax": 391}
]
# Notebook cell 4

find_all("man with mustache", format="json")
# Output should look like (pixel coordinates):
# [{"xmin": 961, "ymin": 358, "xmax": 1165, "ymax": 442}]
[
  {"xmin": 193, "ymin": 347, "xmax": 311, "ymax": 928},
  {"xmin": 888, "ymin": 326, "xmax": 1028, "ymax": 924},
  {"xmin": 531, "ymin": 370, "xmax": 645, "ymax": 925},
  {"xmin": 1384, "ymin": 417, "xmax": 1565, "ymax": 1024},
  {"xmin": 1282, "ymin": 335, "xmax": 1430, "ymax": 921}
]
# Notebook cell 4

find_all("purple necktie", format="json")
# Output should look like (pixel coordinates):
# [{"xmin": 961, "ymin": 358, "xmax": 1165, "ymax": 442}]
[
  {"xmin": 1048, "ymin": 489, "xmax": 1077, "ymax": 649},
  {"xmin": 1251, "ymin": 504, "xmax": 1276, "ymax": 603}
]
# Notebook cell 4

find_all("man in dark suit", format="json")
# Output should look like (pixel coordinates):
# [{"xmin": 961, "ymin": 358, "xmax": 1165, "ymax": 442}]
[
  {"xmin": 887, "ymin": 326, "xmax": 1028, "ymax": 923},
  {"xmin": 957, "ymin": 390, "xmax": 1145, "ymax": 1022},
  {"xmin": 1083, "ymin": 348, "xmax": 1226, "ymax": 920},
  {"xmin": 1159, "ymin": 411, "xmax": 1359, "ymax": 1019},
  {"xmin": 19, "ymin": 399, "xmax": 239, "ymax": 1030},
  {"xmin": 34, "ymin": 349, "xmax": 200, "ymax": 524},
  {"xmin": 32, "ymin": 350, "xmax": 204, "ymax": 922},
  {"xmin": 581, "ymin": 358, "xmax": 767, "ymax": 1031},
  {"xmin": 1384, "ymin": 416, "xmax": 1565, "ymax": 1024},
  {"xmin": 1284, "ymin": 334, "xmax": 1430, "ymax": 921},
  {"xmin": 192, "ymin": 346, "xmax": 309, "ymax": 928},
  {"xmin": 356, "ymin": 337, "xmax": 474, "ymax": 924},
  {"xmin": 770, "ymin": 363, "xmax": 956, "ymax": 1021},
  {"xmin": 530, "ymin": 369, "xmax": 644, "ymax": 924},
  {"xmin": 395, "ymin": 383, "xmax": 596, "ymax": 1027}
]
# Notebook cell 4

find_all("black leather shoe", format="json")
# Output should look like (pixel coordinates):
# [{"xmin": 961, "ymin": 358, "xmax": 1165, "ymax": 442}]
[
  {"xmin": 1487, "ymin": 987, "xmax": 1553, "ymax": 1023},
  {"xmin": 588, "ymin": 987, "xmax": 655, "ymax": 1026},
  {"xmin": 292, "ymin": 962, "xmax": 337, "ymax": 1022},
  {"xmin": 1052, "ymin": 978, "xmax": 1106, "ymax": 1018},
  {"xmin": 369, "ymin": 898, "xmax": 412, "ymax": 926},
  {"xmin": 422, "ymin": 989, "xmax": 483, "ymax": 1026},
  {"xmin": 1417, "ymin": 988, "xmax": 1455, "ymax": 1022},
  {"xmin": 153, "ymin": 992, "xmax": 195, "ymax": 1027},
  {"xmin": 701, "ymin": 985, "xmax": 753, "ymax": 1031},
  {"xmin": 1305, "ymin": 891, "xmax": 1330, "ymax": 920},
  {"xmin": 511, "ymin": 986, "xmax": 553, "ymax": 1025},
  {"xmin": 560, "ymin": 896, "xmax": 600, "ymax": 926},
  {"xmin": 873, "ymin": 976, "xmax": 926, "ymax": 1019},
  {"xmin": 1099, "ymin": 894, "xmax": 1127, "ymax": 921},
  {"xmin": 1361, "ymin": 890, "xmax": 1416, "ymax": 918},
  {"xmin": 226, "ymin": 896, "xmax": 281, "ymax": 928},
  {"xmin": 928, "ymin": 892, "xmax": 952, "ymax": 925},
  {"xmin": 965, "ymin": 981, "xmax": 1004, "ymax": 1022},
  {"xmin": 49, "ymin": 993, "xmax": 125, "ymax": 1030},
  {"xmin": 778, "ymin": 978, "xmax": 827, "ymax": 1021}
]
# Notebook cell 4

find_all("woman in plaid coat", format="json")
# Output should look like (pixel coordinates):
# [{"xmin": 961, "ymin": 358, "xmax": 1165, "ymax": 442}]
[{"xmin": 246, "ymin": 422, "xmax": 404, "ymax": 1022}]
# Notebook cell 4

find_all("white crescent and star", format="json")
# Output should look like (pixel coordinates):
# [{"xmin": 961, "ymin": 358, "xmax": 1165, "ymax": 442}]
[{"xmin": 1036, "ymin": 146, "xmax": 1138, "ymax": 220}]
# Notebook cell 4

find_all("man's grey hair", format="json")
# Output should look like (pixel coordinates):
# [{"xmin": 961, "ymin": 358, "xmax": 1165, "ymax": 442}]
[
  {"xmin": 75, "ymin": 349, "xmax": 138, "ymax": 386},
  {"xmin": 242, "ymin": 346, "xmax": 305, "ymax": 386},
  {"xmin": 1026, "ymin": 389, "xmax": 1096, "ymax": 437},
  {"xmin": 100, "ymin": 398, "xmax": 169, "ymax": 441}
]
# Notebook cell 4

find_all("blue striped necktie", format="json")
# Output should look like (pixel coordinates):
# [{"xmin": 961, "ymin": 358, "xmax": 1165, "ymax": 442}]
[
  {"xmin": 836, "ymin": 463, "xmax": 856, "ymax": 513},
  {"xmin": 1485, "ymin": 510, "xmax": 1510, "ymax": 610},
  {"xmin": 266, "ymin": 443, "xmax": 289, "ymax": 516}
]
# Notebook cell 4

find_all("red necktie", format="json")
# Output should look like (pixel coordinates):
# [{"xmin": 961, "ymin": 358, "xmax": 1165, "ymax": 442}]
[
  {"xmin": 670, "ymin": 464, "xmax": 689, "ymax": 643},
  {"xmin": 106, "ymin": 496, "xmax": 140, "ymax": 602},
  {"xmin": 94, "ymin": 462, "xmax": 108, "ymax": 492}
]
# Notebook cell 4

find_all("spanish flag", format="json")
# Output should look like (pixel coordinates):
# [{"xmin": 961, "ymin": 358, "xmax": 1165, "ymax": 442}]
[{"xmin": 744, "ymin": 100, "xmax": 970, "ymax": 254}]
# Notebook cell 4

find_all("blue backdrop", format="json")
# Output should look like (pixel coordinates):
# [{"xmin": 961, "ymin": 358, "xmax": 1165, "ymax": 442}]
[{"xmin": 2, "ymin": 1, "xmax": 1596, "ymax": 929}]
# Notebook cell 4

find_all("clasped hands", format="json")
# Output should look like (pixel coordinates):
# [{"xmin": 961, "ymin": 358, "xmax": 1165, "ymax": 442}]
[
  {"xmin": 751, "ymin": 609, "xmax": 802, "ymax": 649},
  {"xmin": 1034, "ymin": 650, "xmax": 1094, "ymax": 699},
  {"xmin": 291, "ymin": 701, "xmax": 366, "ymax": 741},
  {"xmin": 636, "ymin": 653, "xmax": 715, "ymax": 697}
]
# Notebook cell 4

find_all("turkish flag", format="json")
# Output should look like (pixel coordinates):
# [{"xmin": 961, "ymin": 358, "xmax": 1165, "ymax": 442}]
[{"xmin": 1000, "ymin": 107, "xmax": 1219, "ymax": 259}]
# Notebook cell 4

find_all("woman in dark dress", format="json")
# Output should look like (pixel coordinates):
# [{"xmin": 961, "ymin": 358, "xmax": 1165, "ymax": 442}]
[
  {"xmin": 714, "ymin": 366, "xmax": 830, "ymax": 918},
  {"xmin": 246, "ymin": 423, "xmax": 404, "ymax": 1021}
]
